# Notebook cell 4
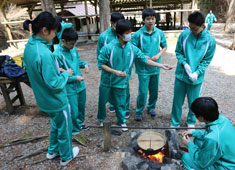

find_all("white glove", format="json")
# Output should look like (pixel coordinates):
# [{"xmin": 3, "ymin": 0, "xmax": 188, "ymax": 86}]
[
  {"xmin": 184, "ymin": 63, "xmax": 192, "ymax": 76},
  {"xmin": 189, "ymin": 72, "xmax": 198, "ymax": 82}
]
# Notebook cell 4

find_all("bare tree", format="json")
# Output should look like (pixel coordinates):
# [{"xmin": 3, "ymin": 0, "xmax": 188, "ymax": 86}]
[
  {"xmin": 224, "ymin": 0, "xmax": 235, "ymax": 32},
  {"xmin": 229, "ymin": 33, "xmax": 235, "ymax": 50},
  {"xmin": 99, "ymin": 0, "xmax": 110, "ymax": 33},
  {"xmin": 40, "ymin": 0, "xmax": 57, "ymax": 16}
]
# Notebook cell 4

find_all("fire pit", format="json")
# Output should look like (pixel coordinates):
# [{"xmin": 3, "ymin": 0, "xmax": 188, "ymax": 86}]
[{"xmin": 122, "ymin": 130, "xmax": 185, "ymax": 170}]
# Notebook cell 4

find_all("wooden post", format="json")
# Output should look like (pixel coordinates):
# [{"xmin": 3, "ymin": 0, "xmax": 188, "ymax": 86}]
[
  {"xmin": 84, "ymin": 0, "xmax": 91, "ymax": 40},
  {"xmin": 174, "ymin": 12, "xmax": 176, "ymax": 29},
  {"xmin": 180, "ymin": 1, "xmax": 183, "ymax": 27},
  {"xmin": 60, "ymin": 3, "xmax": 64, "ymax": 16},
  {"xmin": 149, "ymin": 0, "xmax": 152, "ymax": 8},
  {"xmin": 94, "ymin": 0, "xmax": 99, "ymax": 33},
  {"xmin": 103, "ymin": 121, "xmax": 111, "ymax": 152},
  {"xmin": 99, "ymin": 0, "xmax": 110, "ymax": 33},
  {"xmin": 1, "ymin": 5, "xmax": 14, "ymax": 46},
  {"xmin": 40, "ymin": 0, "xmax": 57, "ymax": 16}
]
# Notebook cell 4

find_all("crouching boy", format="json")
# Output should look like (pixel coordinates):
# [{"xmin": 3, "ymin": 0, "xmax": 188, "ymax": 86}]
[{"xmin": 181, "ymin": 97, "xmax": 235, "ymax": 170}]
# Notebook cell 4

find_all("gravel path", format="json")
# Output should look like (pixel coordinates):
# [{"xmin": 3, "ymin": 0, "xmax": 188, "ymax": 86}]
[{"xmin": 0, "ymin": 26, "xmax": 234, "ymax": 169}]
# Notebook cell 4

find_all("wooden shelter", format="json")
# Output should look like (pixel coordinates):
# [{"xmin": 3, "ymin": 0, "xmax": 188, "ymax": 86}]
[{"xmin": 0, "ymin": 0, "xmax": 199, "ymax": 44}]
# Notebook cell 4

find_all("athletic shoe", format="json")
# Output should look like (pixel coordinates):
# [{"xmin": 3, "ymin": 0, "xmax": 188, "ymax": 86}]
[
  {"xmin": 60, "ymin": 147, "xmax": 79, "ymax": 166},
  {"xmin": 135, "ymin": 114, "xmax": 142, "ymax": 121},
  {"xmin": 80, "ymin": 125, "xmax": 89, "ymax": 130},
  {"xmin": 148, "ymin": 110, "xmax": 157, "ymax": 116},
  {"xmin": 109, "ymin": 106, "xmax": 115, "ymax": 112},
  {"xmin": 125, "ymin": 111, "xmax": 130, "ymax": 119},
  {"xmin": 46, "ymin": 153, "xmax": 59, "ymax": 159}
]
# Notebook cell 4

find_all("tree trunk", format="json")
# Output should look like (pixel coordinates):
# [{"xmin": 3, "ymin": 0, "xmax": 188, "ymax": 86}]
[
  {"xmin": 40, "ymin": 0, "xmax": 57, "ymax": 16},
  {"xmin": 99, "ymin": 0, "xmax": 110, "ymax": 33},
  {"xmin": 224, "ymin": 0, "xmax": 235, "ymax": 32},
  {"xmin": 229, "ymin": 33, "xmax": 235, "ymax": 50}
]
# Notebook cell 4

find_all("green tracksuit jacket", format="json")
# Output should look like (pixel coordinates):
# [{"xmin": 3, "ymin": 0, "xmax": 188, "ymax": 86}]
[
  {"xmin": 131, "ymin": 25, "xmax": 167, "ymax": 75},
  {"xmin": 97, "ymin": 27, "xmax": 117, "ymax": 58},
  {"xmin": 182, "ymin": 115, "xmax": 235, "ymax": 170},
  {"xmin": 23, "ymin": 35, "xmax": 70, "ymax": 112},
  {"xmin": 175, "ymin": 28, "xmax": 216, "ymax": 85}
]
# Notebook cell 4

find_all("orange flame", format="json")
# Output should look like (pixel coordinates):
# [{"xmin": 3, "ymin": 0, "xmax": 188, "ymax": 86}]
[{"xmin": 138, "ymin": 149, "xmax": 165, "ymax": 163}]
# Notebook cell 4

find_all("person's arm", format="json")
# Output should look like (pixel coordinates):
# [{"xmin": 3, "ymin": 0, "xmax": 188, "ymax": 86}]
[
  {"xmin": 100, "ymin": 65, "xmax": 126, "ymax": 77},
  {"xmin": 175, "ymin": 32, "xmax": 187, "ymax": 65},
  {"xmin": 41, "ymin": 53, "xmax": 72, "ymax": 90},
  {"xmin": 205, "ymin": 15, "xmax": 209, "ymax": 23},
  {"xmin": 152, "ymin": 31, "xmax": 168, "ymax": 61},
  {"xmin": 194, "ymin": 37, "xmax": 216, "ymax": 76},
  {"xmin": 54, "ymin": 51, "xmax": 77, "ymax": 83},
  {"xmin": 135, "ymin": 46, "xmax": 173, "ymax": 70},
  {"xmin": 97, "ymin": 35, "xmax": 104, "ymax": 59},
  {"xmin": 130, "ymin": 32, "xmax": 140, "ymax": 48},
  {"xmin": 213, "ymin": 14, "xmax": 217, "ymax": 22},
  {"xmin": 186, "ymin": 138, "xmax": 222, "ymax": 169}
]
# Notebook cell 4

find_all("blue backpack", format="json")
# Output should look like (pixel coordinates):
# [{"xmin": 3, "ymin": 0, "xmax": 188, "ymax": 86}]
[{"xmin": 0, "ymin": 55, "xmax": 26, "ymax": 78}]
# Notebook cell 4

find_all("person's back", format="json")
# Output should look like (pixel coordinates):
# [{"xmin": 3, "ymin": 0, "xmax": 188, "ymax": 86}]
[
  {"xmin": 182, "ymin": 97, "xmax": 235, "ymax": 170},
  {"xmin": 24, "ymin": 34, "xmax": 69, "ymax": 112},
  {"xmin": 208, "ymin": 115, "xmax": 235, "ymax": 169}
]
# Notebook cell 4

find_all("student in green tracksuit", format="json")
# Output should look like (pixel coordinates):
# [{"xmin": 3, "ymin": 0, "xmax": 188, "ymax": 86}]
[
  {"xmin": 97, "ymin": 19, "xmax": 172, "ymax": 131},
  {"xmin": 131, "ymin": 8, "xmax": 167, "ymax": 121},
  {"xmin": 170, "ymin": 12, "xmax": 216, "ymax": 128},
  {"xmin": 23, "ymin": 12, "xmax": 79, "ymax": 166},
  {"xmin": 97, "ymin": 12, "xmax": 125, "ymax": 114},
  {"xmin": 54, "ymin": 28, "xmax": 89, "ymax": 135},
  {"xmin": 205, "ymin": 10, "xmax": 217, "ymax": 31},
  {"xmin": 181, "ymin": 97, "xmax": 235, "ymax": 170}
]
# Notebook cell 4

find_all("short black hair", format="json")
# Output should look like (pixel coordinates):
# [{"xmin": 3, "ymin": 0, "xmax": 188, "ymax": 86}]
[
  {"xmin": 23, "ymin": 11, "xmax": 61, "ymax": 34},
  {"xmin": 188, "ymin": 12, "xmax": 205, "ymax": 26},
  {"xmin": 191, "ymin": 97, "xmax": 219, "ymax": 122},
  {"xmin": 116, "ymin": 20, "xmax": 132, "ymax": 35},
  {"xmin": 62, "ymin": 28, "xmax": 78, "ymax": 41},
  {"xmin": 111, "ymin": 12, "xmax": 124, "ymax": 23},
  {"xmin": 142, "ymin": 8, "xmax": 156, "ymax": 20}
]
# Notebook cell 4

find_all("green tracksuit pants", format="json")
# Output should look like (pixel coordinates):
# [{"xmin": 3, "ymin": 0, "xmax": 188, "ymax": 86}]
[
  {"xmin": 97, "ymin": 85, "xmax": 126, "ymax": 124},
  {"xmin": 171, "ymin": 78, "xmax": 202, "ymax": 126},
  {"xmin": 47, "ymin": 105, "xmax": 73, "ymax": 161},
  {"xmin": 110, "ymin": 83, "xmax": 130, "ymax": 113},
  {"xmin": 136, "ymin": 74, "xmax": 160, "ymax": 115},
  {"xmin": 68, "ymin": 89, "xmax": 86, "ymax": 134},
  {"xmin": 208, "ymin": 23, "xmax": 213, "ymax": 30}
]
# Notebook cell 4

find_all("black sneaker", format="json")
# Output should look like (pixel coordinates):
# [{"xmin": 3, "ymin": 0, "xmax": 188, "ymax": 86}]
[
  {"xmin": 80, "ymin": 125, "xmax": 89, "ymax": 130},
  {"xmin": 109, "ymin": 106, "xmax": 115, "ymax": 112},
  {"xmin": 148, "ymin": 110, "xmax": 156, "ymax": 116},
  {"xmin": 125, "ymin": 111, "xmax": 130, "ymax": 119}
]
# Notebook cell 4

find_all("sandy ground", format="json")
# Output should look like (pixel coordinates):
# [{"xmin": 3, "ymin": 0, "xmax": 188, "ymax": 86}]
[{"xmin": 0, "ymin": 24, "xmax": 235, "ymax": 170}]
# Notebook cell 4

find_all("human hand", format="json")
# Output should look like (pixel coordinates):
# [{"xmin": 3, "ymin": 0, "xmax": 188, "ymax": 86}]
[
  {"xmin": 59, "ymin": 68, "xmax": 66, "ymax": 73},
  {"xmin": 189, "ymin": 72, "xmax": 198, "ymax": 82},
  {"xmin": 84, "ymin": 65, "xmax": 89, "ymax": 74},
  {"xmin": 181, "ymin": 130, "xmax": 192, "ymax": 137},
  {"xmin": 161, "ymin": 64, "xmax": 174, "ymax": 70},
  {"xmin": 76, "ymin": 76, "xmax": 84, "ymax": 82},
  {"xmin": 115, "ymin": 70, "xmax": 127, "ymax": 77},
  {"xmin": 67, "ymin": 69, "xmax": 74, "ymax": 76},
  {"xmin": 145, "ymin": 56, "xmax": 151, "ymax": 59},
  {"xmin": 182, "ymin": 134, "xmax": 192, "ymax": 145},
  {"xmin": 151, "ymin": 54, "xmax": 160, "ymax": 61},
  {"xmin": 184, "ymin": 63, "xmax": 192, "ymax": 76}
]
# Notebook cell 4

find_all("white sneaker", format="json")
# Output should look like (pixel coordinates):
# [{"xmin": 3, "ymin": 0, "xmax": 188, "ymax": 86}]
[
  {"xmin": 121, "ymin": 123, "xmax": 128, "ymax": 132},
  {"xmin": 60, "ymin": 147, "xmax": 80, "ymax": 166},
  {"xmin": 46, "ymin": 152, "xmax": 59, "ymax": 159},
  {"xmin": 100, "ymin": 122, "xmax": 103, "ymax": 127},
  {"xmin": 187, "ymin": 124, "xmax": 195, "ymax": 133},
  {"xmin": 170, "ymin": 124, "xmax": 179, "ymax": 131}
]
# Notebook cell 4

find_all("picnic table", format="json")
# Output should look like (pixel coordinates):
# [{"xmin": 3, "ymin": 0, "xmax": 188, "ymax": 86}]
[{"xmin": 0, "ymin": 76, "xmax": 30, "ymax": 114}]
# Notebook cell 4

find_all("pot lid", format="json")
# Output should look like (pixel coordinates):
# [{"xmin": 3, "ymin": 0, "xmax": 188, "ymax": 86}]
[{"xmin": 137, "ymin": 130, "xmax": 165, "ymax": 151}]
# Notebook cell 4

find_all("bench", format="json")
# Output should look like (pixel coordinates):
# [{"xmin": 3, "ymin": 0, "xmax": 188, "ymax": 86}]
[{"xmin": 0, "ymin": 76, "xmax": 30, "ymax": 114}]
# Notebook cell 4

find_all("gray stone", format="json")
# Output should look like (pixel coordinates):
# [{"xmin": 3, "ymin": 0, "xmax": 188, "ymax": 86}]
[{"xmin": 122, "ymin": 155, "xmax": 147, "ymax": 170}]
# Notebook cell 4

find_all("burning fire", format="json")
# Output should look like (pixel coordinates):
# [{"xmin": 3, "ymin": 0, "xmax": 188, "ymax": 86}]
[{"xmin": 138, "ymin": 149, "xmax": 165, "ymax": 163}]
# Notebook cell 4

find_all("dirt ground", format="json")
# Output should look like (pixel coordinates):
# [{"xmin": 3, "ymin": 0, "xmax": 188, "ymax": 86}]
[{"xmin": 0, "ymin": 24, "xmax": 235, "ymax": 170}]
